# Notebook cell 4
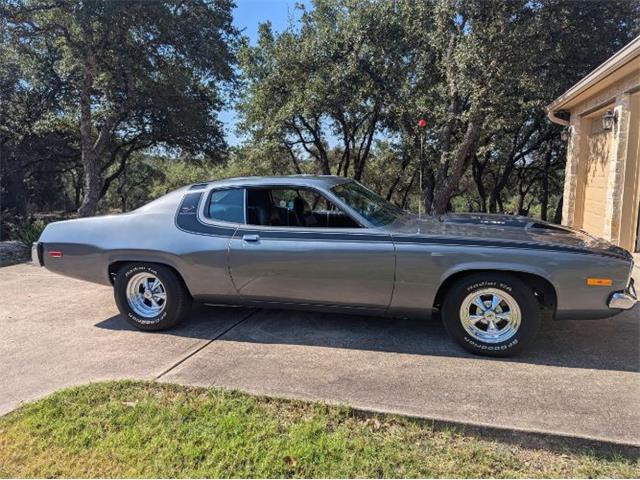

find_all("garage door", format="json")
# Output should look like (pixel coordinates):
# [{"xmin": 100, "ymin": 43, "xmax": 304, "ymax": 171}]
[{"xmin": 581, "ymin": 120, "xmax": 612, "ymax": 239}]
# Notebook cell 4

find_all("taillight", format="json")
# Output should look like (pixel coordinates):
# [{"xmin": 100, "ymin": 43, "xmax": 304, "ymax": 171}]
[{"xmin": 48, "ymin": 251, "xmax": 63, "ymax": 258}]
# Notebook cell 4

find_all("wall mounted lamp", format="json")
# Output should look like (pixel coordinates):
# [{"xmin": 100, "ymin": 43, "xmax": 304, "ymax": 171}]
[{"xmin": 602, "ymin": 110, "xmax": 617, "ymax": 131}]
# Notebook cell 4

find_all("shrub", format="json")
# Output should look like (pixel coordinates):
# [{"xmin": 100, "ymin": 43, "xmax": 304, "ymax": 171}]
[{"xmin": 10, "ymin": 217, "xmax": 46, "ymax": 248}]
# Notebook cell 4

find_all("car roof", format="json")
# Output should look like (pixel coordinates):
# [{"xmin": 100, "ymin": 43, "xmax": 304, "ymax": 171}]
[{"xmin": 188, "ymin": 175, "xmax": 352, "ymax": 191}]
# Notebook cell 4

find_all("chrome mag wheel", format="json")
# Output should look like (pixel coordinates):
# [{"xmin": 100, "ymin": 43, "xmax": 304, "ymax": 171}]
[
  {"xmin": 459, "ymin": 288, "xmax": 521, "ymax": 344},
  {"xmin": 125, "ymin": 272, "xmax": 167, "ymax": 318}
]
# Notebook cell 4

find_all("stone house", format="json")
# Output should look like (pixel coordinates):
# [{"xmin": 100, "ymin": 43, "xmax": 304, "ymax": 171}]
[{"xmin": 547, "ymin": 36, "xmax": 640, "ymax": 252}]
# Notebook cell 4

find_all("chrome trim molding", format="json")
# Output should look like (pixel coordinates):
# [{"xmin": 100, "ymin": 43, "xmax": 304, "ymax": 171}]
[
  {"xmin": 31, "ymin": 242, "xmax": 43, "ymax": 266},
  {"xmin": 608, "ymin": 282, "xmax": 637, "ymax": 310}
]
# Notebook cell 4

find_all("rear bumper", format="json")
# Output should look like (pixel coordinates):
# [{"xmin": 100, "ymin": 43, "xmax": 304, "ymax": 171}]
[
  {"xmin": 31, "ymin": 242, "xmax": 43, "ymax": 266},
  {"xmin": 608, "ymin": 279, "xmax": 637, "ymax": 310}
]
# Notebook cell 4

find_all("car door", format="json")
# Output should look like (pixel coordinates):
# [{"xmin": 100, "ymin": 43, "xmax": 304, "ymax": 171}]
[{"xmin": 227, "ymin": 186, "xmax": 395, "ymax": 312}]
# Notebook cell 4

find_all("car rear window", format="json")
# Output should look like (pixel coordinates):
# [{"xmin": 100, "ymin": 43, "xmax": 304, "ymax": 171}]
[{"xmin": 205, "ymin": 188, "xmax": 245, "ymax": 223}]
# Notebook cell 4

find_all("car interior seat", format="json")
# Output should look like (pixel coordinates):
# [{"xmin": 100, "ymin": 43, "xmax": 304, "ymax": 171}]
[
  {"xmin": 247, "ymin": 189, "xmax": 278, "ymax": 226},
  {"xmin": 293, "ymin": 196, "xmax": 319, "ymax": 227}
]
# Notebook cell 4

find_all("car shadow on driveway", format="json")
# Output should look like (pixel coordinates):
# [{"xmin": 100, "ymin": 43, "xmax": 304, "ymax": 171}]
[{"xmin": 96, "ymin": 304, "xmax": 639, "ymax": 373}]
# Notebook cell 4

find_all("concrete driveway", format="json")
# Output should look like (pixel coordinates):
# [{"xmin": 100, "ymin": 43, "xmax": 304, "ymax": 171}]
[{"xmin": 1, "ymin": 263, "xmax": 639, "ymax": 449}]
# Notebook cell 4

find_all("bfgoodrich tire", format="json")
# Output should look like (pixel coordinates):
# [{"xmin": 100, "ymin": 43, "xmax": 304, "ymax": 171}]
[
  {"xmin": 114, "ymin": 262, "xmax": 192, "ymax": 331},
  {"xmin": 441, "ymin": 272, "xmax": 541, "ymax": 357}
]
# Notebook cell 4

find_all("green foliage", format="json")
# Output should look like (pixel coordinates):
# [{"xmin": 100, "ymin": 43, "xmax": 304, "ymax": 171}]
[
  {"xmin": 1, "ymin": 381, "xmax": 637, "ymax": 478},
  {"xmin": 98, "ymin": 146, "xmax": 298, "ymax": 213},
  {"xmin": 1, "ymin": 0, "xmax": 239, "ymax": 216},
  {"xmin": 2, "ymin": 0, "xmax": 639, "ymax": 220},
  {"xmin": 238, "ymin": 0, "xmax": 639, "ymax": 217},
  {"xmin": 238, "ymin": 0, "xmax": 412, "ymax": 179},
  {"xmin": 8, "ymin": 217, "xmax": 46, "ymax": 248},
  {"xmin": 0, "ymin": 13, "xmax": 81, "ymax": 217},
  {"xmin": 148, "ymin": 159, "xmax": 214, "ymax": 200}
]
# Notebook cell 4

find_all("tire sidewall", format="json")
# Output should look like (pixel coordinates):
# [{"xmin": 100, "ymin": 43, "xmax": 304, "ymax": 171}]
[
  {"xmin": 114, "ymin": 263, "xmax": 183, "ymax": 330},
  {"xmin": 442, "ymin": 274, "xmax": 541, "ymax": 356}
]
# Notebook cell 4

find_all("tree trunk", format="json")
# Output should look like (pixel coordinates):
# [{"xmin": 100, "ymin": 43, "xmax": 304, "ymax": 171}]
[
  {"xmin": 119, "ymin": 167, "xmax": 127, "ymax": 212},
  {"xmin": 298, "ymin": 116, "xmax": 330, "ymax": 175},
  {"xmin": 540, "ymin": 150, "xmax": 551, "ymax": 221},
  {"xmin": 553, "ymin": 195, "xmax": 563, "ymax": 224},
  {"xmin": 517, "ymin": 192, "xmax": 526, "ymax": 215},
  {"xmin": 73, "ymin": 171, "xmax": 82, "ymax": 211},
  {"xmin": 7, "ymin": 165, "xmax": 28, "ymax": 216},
  {"xmin": 78, "ymin": 150, "xmax": 102, "ymax": 216},
  {"xmin": 488, "ymin": 161, "xmax": 516, "ymax": 213},
  {"xmin": 479, "ymin": 191, "xmax": 487, "ymax": 212},
  {"xmin": 353, "ymin": 103, "xmax": 379, "ymax": 181},
  {"xmin": 386, "ymin": 176, "xmax": 401, "ymax": 201},
  {"xmin": 385, "ymin": 146, "xmax": 412, "ymax": 203},
  {"xmin": 426, "ymin": 83, "xmax": 459, "ymax": 214},
  {"xmin": 430, "ymin": 114, "xmax": 482, "ymax": 215},
  {"xmin": 284, "ymin": 143, "xmax": 303, "ymax": 174},
  {"xmin": 401, "ymin": 168, "xmax": 418, "ymax": 209},
  {"xmin": 471, "ymin": 154, "xmax": 488, "ymax": 212},
  {"xmin": 77, "ymin": 52, "xmax": 102, "ymax": 217},
  {"xmin": 423, "ymin": 166, "xmax": 435, "ymax": 213}
]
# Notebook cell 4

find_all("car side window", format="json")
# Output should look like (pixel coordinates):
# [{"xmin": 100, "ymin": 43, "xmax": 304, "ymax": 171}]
[
  {"xmin": 245, "ymin": 187, "xmax": 360, "ymax": 228},
  {"xmin": 205, "ymin": 188, "xmax": 245, "ymax": 223}
]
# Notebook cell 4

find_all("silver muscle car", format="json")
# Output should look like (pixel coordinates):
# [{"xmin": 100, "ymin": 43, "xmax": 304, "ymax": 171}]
[{"xmin": 32, "ymin": 175, "xmax": 637, "ymax": 356}]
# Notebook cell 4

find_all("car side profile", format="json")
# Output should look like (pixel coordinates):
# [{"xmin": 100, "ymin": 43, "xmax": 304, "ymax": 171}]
[{"xmin": 32, "ymin": 175, "xmax": 637, "ymax": 356}]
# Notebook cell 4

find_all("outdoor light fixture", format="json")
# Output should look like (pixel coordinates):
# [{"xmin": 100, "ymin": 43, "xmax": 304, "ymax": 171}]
[{"xmin": 602, "ymin": 110, "xmax": 617, "ymax": 131}]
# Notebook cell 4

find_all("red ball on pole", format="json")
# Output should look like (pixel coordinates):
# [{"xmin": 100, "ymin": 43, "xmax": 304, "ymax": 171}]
[{"xmin": 418, "ymin": 118, "xmax": 427, "ymax": 128}]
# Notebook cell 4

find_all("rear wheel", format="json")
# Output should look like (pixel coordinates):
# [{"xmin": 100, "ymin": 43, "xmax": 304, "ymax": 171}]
[
  {"xmin": 114, "ymin": 263, "xmax": 191, "ymax": 331},
  {"xmin": 441, "ymin": 273, "xmax": 541, "ymax": 356}
]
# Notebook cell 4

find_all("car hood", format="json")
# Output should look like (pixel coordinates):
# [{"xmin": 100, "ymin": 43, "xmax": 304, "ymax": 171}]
[{"xmin": 383, "ymin": 212, "xmax": 632, "ymax": 260}]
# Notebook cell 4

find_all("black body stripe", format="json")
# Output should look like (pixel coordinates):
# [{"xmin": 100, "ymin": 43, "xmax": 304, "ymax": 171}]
[
  {"xmin": 391, "ymin": 235, "xmax": 595, "ymax": 256},
  {"xmin": 176, "ymin": 192, "xmax": 234, "ymax": 237},
  {"xmin": 175, "ymin": 191, "xmax": 628, "ymax": 259}
]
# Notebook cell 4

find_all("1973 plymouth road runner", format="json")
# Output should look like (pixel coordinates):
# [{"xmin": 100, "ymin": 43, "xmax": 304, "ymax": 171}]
[{"xmin": 32, "ymin": 175, "xmax": 637, "ymax": 356}]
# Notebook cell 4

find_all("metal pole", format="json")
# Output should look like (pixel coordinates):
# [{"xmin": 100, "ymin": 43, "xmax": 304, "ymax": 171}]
[{"xmin": 419, "ymin": 133, "xmax": 423, "ymax": 218}]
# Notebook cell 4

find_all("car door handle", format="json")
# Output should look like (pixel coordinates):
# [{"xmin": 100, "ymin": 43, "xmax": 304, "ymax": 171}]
[{"xmin": 242, "ymin": 234, "xmax": 260, "ymax": 242}]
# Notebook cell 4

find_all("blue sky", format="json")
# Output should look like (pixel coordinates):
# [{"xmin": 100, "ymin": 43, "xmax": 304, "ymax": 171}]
[{"xmin": 220, "ymin": 0, "xmax": 313, "ymax": 146}]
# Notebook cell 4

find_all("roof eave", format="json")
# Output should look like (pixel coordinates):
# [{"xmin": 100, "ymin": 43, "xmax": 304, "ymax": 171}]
[{"xmin": 547, "ymin": 36, "xmax": 640, "ymax": 124}]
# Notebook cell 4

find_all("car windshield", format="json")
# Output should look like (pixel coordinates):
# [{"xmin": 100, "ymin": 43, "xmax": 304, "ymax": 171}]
[{"xmin": 330, "ymin": 181, "xmax": 405, "ymax": 227}]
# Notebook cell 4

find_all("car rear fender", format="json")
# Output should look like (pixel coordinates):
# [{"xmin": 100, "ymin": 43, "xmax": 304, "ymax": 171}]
[{"xmin": 106, "ymin": 251, "xmax": 184, "ymax": 283}]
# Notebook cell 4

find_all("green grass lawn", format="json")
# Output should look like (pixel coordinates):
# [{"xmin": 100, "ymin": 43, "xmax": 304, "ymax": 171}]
[{"xmin": 0, "ymin": 381, "xmax": 637, "ymax": 478}]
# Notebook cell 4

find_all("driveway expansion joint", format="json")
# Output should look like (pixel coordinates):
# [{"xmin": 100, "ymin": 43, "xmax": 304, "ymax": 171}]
[{"xmin": 154, "ymin": 309, "xmax": 258, "ymax": 380}]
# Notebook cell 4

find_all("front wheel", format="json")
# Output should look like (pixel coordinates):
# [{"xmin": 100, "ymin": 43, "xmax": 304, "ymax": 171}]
[
  {"xmin": 441, "ymin": 273, "xmax": 541, "ymax": 356},
  {"xmin": 114, "ymin": 262, "xmax": 192, "ymax": 331}
]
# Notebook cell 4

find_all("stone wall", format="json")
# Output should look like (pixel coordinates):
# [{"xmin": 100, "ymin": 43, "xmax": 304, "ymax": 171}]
[{"xmin": 0, "ymin": 241, "xmax": 30, "ymax": 267}]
